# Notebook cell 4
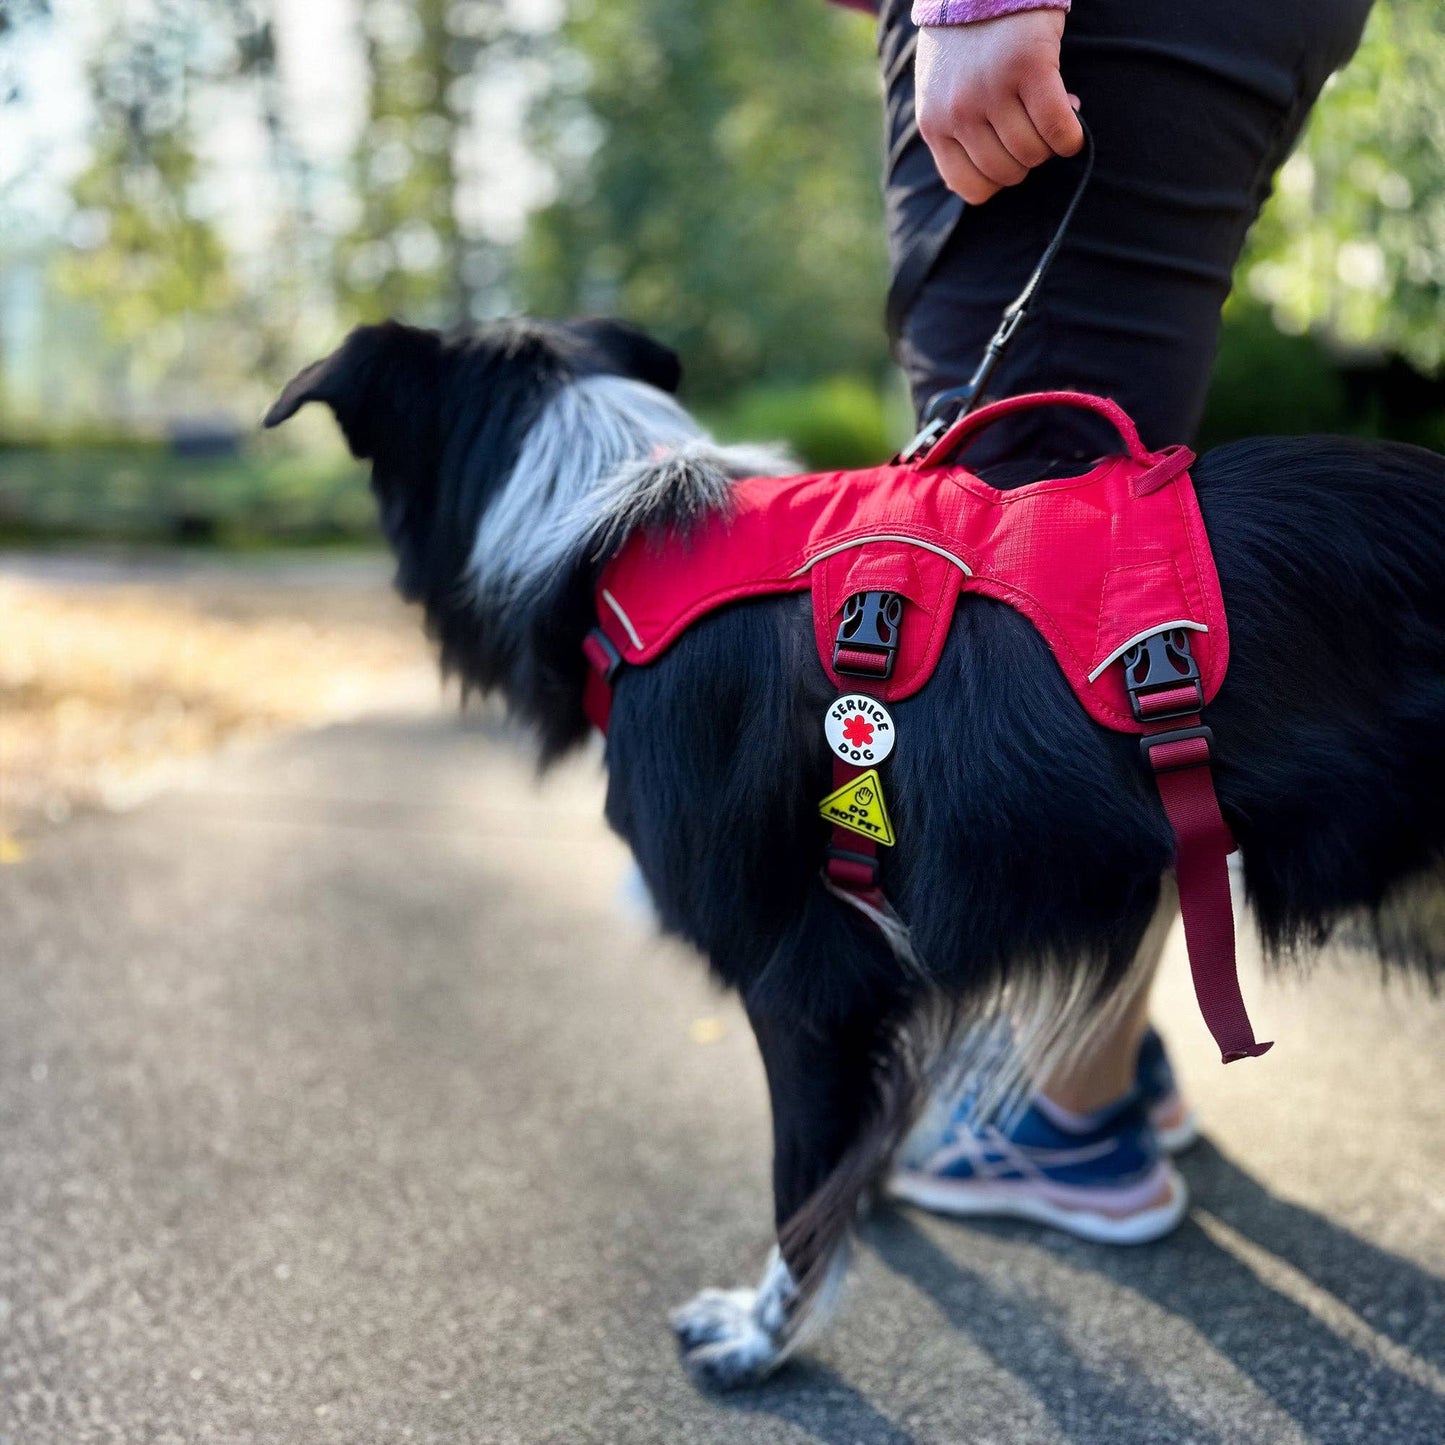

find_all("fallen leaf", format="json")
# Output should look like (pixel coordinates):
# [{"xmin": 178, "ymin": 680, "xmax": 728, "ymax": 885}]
[{"xmin": 688, "ymin": 1017, "xmax": 726, "ymax": 1045}]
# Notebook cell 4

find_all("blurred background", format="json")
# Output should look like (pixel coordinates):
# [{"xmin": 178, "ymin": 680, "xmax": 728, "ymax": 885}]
[{"xmin": 1, "ymin": 0, "xmax": 1444, "ymax": 833}]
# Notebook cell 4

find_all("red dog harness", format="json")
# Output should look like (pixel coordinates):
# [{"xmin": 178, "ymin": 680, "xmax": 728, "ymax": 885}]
[{"xmin": 583, "ymin": 392, "xmax": 1272, "ymax": 1064}]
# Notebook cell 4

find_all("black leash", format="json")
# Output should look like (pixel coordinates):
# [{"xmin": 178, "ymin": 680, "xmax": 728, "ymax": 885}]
[{"xmin": 898, "ymin": 117, "xmax": 1096, "ymax": 463}]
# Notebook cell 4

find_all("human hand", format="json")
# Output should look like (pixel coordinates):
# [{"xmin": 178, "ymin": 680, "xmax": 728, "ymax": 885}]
[{"xmin": 915, "ymin": 11, "xmax": 1084, "ymax": 205}]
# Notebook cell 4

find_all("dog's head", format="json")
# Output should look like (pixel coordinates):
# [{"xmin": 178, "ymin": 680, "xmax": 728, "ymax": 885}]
[
  {"xmin": 264, "ymin": 316, "xmax": 692, "ymax": 755},
  {"xmin": 264, "ymin": 317, "xmax": 683, "ymax": 605}
]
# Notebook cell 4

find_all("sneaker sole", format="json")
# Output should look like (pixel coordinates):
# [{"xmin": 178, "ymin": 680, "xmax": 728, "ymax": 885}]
[
  {"xmin": 1148, "ymin": 1092, "xmax": 1201, "ymax": 1155},
  {"xmin": 886, "ymin": 1162, "xmax": 1190, "ymax": 1246}
]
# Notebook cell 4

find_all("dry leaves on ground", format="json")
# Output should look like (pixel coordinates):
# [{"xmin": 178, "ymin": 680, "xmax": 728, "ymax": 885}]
[{"xmin": 0, "ymin": 563, "xmax": 438, "ymax": 834}]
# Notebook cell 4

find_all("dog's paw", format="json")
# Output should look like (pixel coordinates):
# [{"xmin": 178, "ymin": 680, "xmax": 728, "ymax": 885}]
[
  {"xmin": 670, "ymin": 1286, "xmax": 760, "ymax": 1350},
  {"xmin": 669, "ymin": 1249, "xmax": 797, "ymax": 1390},
  {"xmin": 670, "ymin": 1285, "xmax": 782, "ymax": 1389}
]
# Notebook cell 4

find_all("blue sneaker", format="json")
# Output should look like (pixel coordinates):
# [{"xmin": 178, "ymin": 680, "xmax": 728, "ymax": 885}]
[
  {"xmin": 1138, "ymin": 1027, "xmax": 1200, "ymax": 1154},
  {"xmin": 888, "ymin": 1088, "xmax": 1188, "ymax": 1244}
]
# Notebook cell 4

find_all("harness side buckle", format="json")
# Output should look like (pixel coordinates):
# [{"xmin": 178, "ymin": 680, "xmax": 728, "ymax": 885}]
[
  {"xmin": 1123, "ymin": 628, "xmax": 1204, "ymax": 723},
  {"xmin": 834, "ymin": 591, "xmax": 904, "ymax": 681}
]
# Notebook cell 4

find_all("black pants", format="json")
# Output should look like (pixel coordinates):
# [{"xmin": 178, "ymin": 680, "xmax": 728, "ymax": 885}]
[{"xmin": 880, "ymin": 0, "xmax": 1374, "ymax": 465}]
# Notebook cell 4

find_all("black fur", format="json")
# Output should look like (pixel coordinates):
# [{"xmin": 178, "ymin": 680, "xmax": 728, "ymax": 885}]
[
  {"xmin": 264, "ymin": 317, "xmax": 679, "ymax": 761},
  {"xmin": 268, "ymin": 319, "xmax": 1445, "ymax": 1385}
]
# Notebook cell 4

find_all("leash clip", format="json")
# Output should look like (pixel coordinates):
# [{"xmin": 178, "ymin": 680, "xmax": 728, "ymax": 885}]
[{"xmin": 834, "ymin": 591, "xmax": 904, "ymax": 680}]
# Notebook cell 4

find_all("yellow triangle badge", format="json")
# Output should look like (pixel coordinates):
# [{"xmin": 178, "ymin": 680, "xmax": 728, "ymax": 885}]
[{"xmin": 818, "ymin": 768, "xmax": 895, "ymax": 847}]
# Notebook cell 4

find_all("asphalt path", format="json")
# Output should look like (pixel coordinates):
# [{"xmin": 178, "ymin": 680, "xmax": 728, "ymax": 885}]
[{"xmin": 2, "ymin": 709, "xmax": 1443, "ymax": 1443}]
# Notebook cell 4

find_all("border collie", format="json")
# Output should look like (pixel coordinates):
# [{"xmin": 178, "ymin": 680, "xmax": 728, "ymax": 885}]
[{"xmin": 265, "ymin": 317, "xmax": 1445, "ymax": 1388}]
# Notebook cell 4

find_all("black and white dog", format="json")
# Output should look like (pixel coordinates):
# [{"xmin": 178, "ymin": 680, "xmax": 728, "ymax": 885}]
[{"xmin": 266, "ymin": 317, "xmax": 1445, "ymax": 1387}]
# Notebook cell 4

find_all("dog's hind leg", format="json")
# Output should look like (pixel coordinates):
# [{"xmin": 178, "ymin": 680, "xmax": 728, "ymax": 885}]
[{"xmin": 671, "ymin": 984, "xmax": 917, "ymax": 1388}]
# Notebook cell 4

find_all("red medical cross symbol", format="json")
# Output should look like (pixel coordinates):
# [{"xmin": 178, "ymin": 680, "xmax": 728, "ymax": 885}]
[{"xmin": 842, "ymin": 714, "xmax": 875, "ymax": 748}]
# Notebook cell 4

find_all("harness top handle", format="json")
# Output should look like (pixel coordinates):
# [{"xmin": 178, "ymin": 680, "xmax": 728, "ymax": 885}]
[{"xmin": 918, "ymin": 388, "xmax": 1156, "ymax": 471}]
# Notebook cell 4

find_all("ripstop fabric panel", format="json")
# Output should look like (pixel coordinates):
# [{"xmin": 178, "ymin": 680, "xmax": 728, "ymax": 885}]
[{"xmin": 594, "ymin": 444, "xmax": 1228, "ymax": 734}]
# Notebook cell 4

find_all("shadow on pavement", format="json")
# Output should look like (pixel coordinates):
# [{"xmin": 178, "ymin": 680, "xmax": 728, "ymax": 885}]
[
  {"xmin": 1181, "ymin": 1138, "xmax": 1445, "ymax": 1372},
  {"xmin": 866, "ymin": 1211, "xmax": 1225, "ymax": 1445},
  {"xmin": 718, "ymin": 1360, "xmax": 918, "ymax": 1445},
  {"xmin": 865, "ymin": 1139, "xmax": 1445, "ymax": 1444}
]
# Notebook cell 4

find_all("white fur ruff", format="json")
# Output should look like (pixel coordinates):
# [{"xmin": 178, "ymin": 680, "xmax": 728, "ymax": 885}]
[{"xmin": 468, "ymin": 373, "xmax": 794, "ymax": 605}]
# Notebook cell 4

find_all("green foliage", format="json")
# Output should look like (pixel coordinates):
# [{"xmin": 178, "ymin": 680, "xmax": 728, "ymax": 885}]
[
  {"xmin": 522, "ymin": 0, "xmax": 890, "ymax": 402},
  {"xmin": 8, "ymin": 0, "xmax": 1445, "ymax": 474},
  {"xmin": 1197, "ymin": 302, "xmax": 1348, "ymax": 449},
  {"xmin": 1239, "ymin": 0, "xmax": 1445, "ymax": 372},
  {"xmin": 1200, "ymin": 296, "xmax": 1445, "ymax": 450},
  {"xmin": 57, "ymin": 130, "xmax": 236, "ymax": 352},
  {"xmin": 44, "ymin": 3, "xmax": 268, "ymax": 402},
  {"xmin": 710, "ymin": 375, "xmax": 909, "ymax": 471},
  {"xmin": 336, "ymin": 0, "xmax": 467, "ymax": 323},
  {"xmin": 0, "ymin": 444, "xmax": 373, "ymax": 546}
]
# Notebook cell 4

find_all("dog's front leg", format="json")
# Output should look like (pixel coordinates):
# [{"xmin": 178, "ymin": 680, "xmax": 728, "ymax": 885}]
[{"xmin": 672, "ymin": 1002, "xmax": 904, "ymax": 1388}]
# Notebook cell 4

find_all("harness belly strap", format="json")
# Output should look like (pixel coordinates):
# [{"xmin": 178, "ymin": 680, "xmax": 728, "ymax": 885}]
[{"xmin": 583, "ymin": 391, "xmax": 1271, "ymax": 1064}]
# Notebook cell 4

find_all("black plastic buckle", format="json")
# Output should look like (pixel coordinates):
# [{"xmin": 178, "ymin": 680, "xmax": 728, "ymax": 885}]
[
  {"xmin": 1122, "ymin": 628, "xmax": 1204, "ymax": 723},
  {"xmin": 834, "ymin": 591, "xmax": 904, "ymax": 680},
  {"xmin": 583, "ymin": 626, "xmax": 623, "ymax": 685},
  {"xmin": 1140, "ymin": 724, "xmax": 1214, "ymax": 771}
]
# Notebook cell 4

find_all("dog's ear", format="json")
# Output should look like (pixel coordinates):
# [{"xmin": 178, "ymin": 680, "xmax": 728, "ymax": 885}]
[
  {"xmin": 262, "ymin": 321, "xmax": 442, "ymax": 462},
  {"xmin": 567, "ymin": 317, "xmax": 682, "ymax": 395}
]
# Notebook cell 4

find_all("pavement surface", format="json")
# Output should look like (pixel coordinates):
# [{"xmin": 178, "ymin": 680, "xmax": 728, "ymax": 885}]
[{"xmin": 2, "ymin": 706, "xmax": 1443, "ymax": 1444}]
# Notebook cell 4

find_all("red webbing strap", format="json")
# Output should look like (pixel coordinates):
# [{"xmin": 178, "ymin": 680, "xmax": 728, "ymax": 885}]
[
  {"xmin": 1141, "ymin": 714, "xmax": 1273, "ymax": 1064},
  {"xmin": 825, "ymin": 655, "xmax": 889, "ymax": 910},
  {"xmin": 582, "ymin": 629, "xmax": 618, "ymax": 734},
  {"xmin": 919, "ymin": 389, "xmax": 1154, "ymax": 470},
  {"xmin": 826, "ymin": 752, "xmax": 886, "ymax": 909},
  {"xmin": 834, "ymin": 645, "xmax": 891, "ymax": 676}
]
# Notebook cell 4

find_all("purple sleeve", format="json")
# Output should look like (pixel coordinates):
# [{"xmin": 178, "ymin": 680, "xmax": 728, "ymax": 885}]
[{"xmin": 912, "ymin": 0, "xmax": 1069, "ymax": 24}]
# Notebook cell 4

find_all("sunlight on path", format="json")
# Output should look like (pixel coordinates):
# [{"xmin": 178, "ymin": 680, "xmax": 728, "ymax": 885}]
[{"xmin": 0, "ymin": 556, "xmax": 438, "ymax": 835}]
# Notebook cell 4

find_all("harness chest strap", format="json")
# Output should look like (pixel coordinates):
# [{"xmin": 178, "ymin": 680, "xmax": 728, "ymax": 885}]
[
  {"xmin": 822, "ymin": 599, "xmax": 899, "ymax": 910},
  {"xmin": 824, "ymin": 741, "xmax": 887, "ymax": 907}
]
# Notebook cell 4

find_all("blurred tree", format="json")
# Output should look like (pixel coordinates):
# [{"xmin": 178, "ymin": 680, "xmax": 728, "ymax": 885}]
[
  {"xmin": 521, "ymin": 0, "xmax": 889, "ymax": 401},
  {"xmin": 214, "ymin": 0, "xmax": 331, "ymax": 376},
  {"xmin": 0, "ymin": 0, "xmax": 55, "ymax": 418},
  {"xmin": 1240, "ymin": 0, "xmax": 1445, "ymax": 372},
  {"xmin": 338, "ymin": 0, "xmax": 521, "ymax": 326},
  {"xmin": 0, "ymin": 0, "xmax": 52, "ymax": 104},
  {"xmin": 45, "ymin": 0, "xmax": 337, "ymax": 413},
  {"xmin": 51, "ymin": 4, "xmax": 239, "ymax": 414}
]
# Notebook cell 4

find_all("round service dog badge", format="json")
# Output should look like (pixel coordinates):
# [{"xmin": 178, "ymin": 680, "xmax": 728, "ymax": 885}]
[{"xmin": 825, "ymin": 694, "xmax": 896, "ymax": 765}]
